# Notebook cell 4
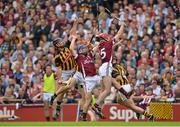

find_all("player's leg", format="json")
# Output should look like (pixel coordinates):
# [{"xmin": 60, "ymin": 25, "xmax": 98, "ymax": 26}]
[
  {"xmin": 51, "ymin": 70, "xmax": 76, "ymax": 104},
  {"xmin": 92, "ymin": 63, "xmax": 112, "ymax": 118},
  {"xmin": 87, "ymin": 109, "xmax": 96, "ymax": 121},
  {"xmin": 51, "ymin": 78, "xmax": 74, "ymax": 103},
  {"xmin": 80, "ymin": 91, "xmax": 92, "ymax": 121},
  {"xmin": 50, "ymin": 76, "xmax": 77, "ymax": 105},
  {"xmin": 0, "ymin": 115, "xmax": 19, "ymax": 120},
  {"xmin": 97, "ymin": 63, "xmax": 112, "ymax": 105},
  {"xmin": 52, "ymin": 78, "xmax": 77, "ymax": 120},
  {"xmin": 53, "ymin": 92, "xmax": 65, "ymax": 120},
  {"xmin": 122, "ymin": 99, "xmax": 155, "ymax": 121},
  {"xmin": 43, "ymin": 93, "xmax": 51, "ymax": 121},
  {"xmin": 95, "ymin": 75, "xmax": 111, "ymax": 105},
  {"xmin": 56, "ymin": 78, "xmax": 74, "ymax": 94},
  {"xmin": 78, "ymin": 85, "xmax": 86, "ymax": 113},
  {"xmin": 80, "ymin": 76, "xmax": 99, "ymax": 121},
  {"xmin": 74, "ymin": 72, "xmax": 86, "ymax": 121},
  {"xmin": 118, "ymin": 92, "xmax": 155, "ymax": 121}
]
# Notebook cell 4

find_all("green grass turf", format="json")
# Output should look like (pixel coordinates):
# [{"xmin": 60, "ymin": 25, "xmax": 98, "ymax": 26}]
[{"xmin": 0, "ymin": 122, "xmax": 180, "ymax": 126}]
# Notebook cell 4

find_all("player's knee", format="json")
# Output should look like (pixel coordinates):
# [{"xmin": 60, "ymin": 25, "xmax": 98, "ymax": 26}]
[
  {"xmin": 84, "ymin": 101, "xmax": 90, "ymax": 108},
  {"xmin": 68, "ymin": 82, "xmax": 74, "ymax": 88},
  {"xmin": 85, "ymin": 94, "xmax": 92, "ymax": 102},
  {"xmin": 66, "ymin": 85, "xmax": 71, "ymax": 90},
  {"xmin": 125, "ymin": 100, "xmax": 134, "ymax": 109},
  {"xmin": 86, "ymin": 98, "xmax": 92, "ymax": 105},
  {"xmin": 105, "ymin": 89, "xmax": 111, "ymax": 96}
]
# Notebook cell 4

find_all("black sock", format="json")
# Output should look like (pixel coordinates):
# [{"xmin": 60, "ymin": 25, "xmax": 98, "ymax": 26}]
[
  {"xmin": 57, "ymin": 101, "xmax": 61, "ymax": 105},
  {"xmin": 80, "ymin": 109, "xmax": 83, "ymax": 113},
  {"xmin": 54, "ymin": 93, "xmax": 57, "ymax": 98},
  {"xmin": 94, "ymin": 103, "xmax": 100, "ymax": 109},
  {"xmin": 94, "ymin": 103, "xmax": 99, "ymax": 107},
  {"xmin": 46, "ymin": 116, "xmax": 50, "ymax": 121},
  {"xmin": 56, "ymin": 101, "xmax": 62, "ymax": 111},
  {"xmin": 82, "ymin": 112, "xmax": 87, "ymax": 118},
  {"xmin": 143, "ymin": 111, "xmax": 151, "ymax": 118}
]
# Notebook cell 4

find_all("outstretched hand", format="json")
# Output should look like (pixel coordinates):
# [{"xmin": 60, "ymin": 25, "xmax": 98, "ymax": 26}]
[{"xmin": 71, "ymin": 34, "xmax": 79, "ymax": 39}]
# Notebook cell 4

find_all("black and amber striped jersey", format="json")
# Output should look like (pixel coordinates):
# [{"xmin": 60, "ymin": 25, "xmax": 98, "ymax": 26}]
[
  {"xmin": 112, "ymin": 64, "xmax": 129, "ymax": 86},
  {"xmin": 54, "ymin": 47, "xmax": 77, "ymax": 71}
]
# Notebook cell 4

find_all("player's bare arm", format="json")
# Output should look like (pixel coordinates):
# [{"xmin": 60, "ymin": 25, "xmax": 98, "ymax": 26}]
[
  {"xmin": 69, "ymin": 18, "xmax": 79, "ymax": 37},
  {"xmin": 113, "ymin": 39, "xmax": 123, "ymax": 49},
  {"xmin": 114, "ymin": 21, "xmax": 126, "ymax": 42},
  {"xmin": 70, "ymin": 34, "xmax": 78, "ymax": 57}
]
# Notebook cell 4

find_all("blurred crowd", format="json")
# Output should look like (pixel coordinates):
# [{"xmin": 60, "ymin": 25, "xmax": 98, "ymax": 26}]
[{"xmin": 0, "ymin": 0, "xmax": 180, "ymax": 105}]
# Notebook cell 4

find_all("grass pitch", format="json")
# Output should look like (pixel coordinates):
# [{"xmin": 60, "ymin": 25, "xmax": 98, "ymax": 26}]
[{"xmin": 0, "ymin": 122, "xmax": 180, "ymax": 127}]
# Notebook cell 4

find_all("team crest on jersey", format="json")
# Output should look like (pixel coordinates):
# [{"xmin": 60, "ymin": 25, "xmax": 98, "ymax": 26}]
[{"xmin": 84, "ymin": 55, "xmax": 93, "ymax": 64}]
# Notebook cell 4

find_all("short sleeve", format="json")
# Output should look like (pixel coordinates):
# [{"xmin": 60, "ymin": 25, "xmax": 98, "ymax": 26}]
[
  {"xmin": 54, "ymin": 56, "xmax": 61, "ymax": 67},
  {"xmin": 64, "ymin": 40, "xmax": 71, "ymax": 48},
  {"xmin": 112, "ymin": 67, "xmax": 119, "ymax": 78}
]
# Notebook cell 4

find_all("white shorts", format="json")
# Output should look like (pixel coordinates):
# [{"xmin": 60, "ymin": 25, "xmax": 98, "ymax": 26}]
[
  {"xmin": 117, "ymin": 84, "xmax": 133, "ymax": 102},
  {"xmin": 62, "ymin": 70, "xmax": 75, "ymax": 81},
  {"xmin": 43, "ymin": 93, "xmax": 53, "ymax": 102},
  {"xmin": 85, "ymin": 75, "xmax": 100, "ymax": 93},
  {"xmin": 99, "ymin": 62, "xmax": 112, "ymax": 77},
  {"xmin": 121, "ymin": 84, "xmax": 133, "ymax": 93},
  {"xmin": 73, "ymin": 71, "xmax": 85, "ymax": 86}
]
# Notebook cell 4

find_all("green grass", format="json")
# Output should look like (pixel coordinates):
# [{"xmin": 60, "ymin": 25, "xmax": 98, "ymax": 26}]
[{"xmin": 0, "ymin": 122, "xmax": 180, "ymax": 126}]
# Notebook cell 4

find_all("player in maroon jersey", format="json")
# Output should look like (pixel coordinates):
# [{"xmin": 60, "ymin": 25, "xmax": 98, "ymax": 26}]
[
  {"xmin": 70, "ymin": 35, "xmax": 101, "ymax": 121},
  {"xmin": 92, "ymin": 22, "xmax": 126, "ymax": 118}
]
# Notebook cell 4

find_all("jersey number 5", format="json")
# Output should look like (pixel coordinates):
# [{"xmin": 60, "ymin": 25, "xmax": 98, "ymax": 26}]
[{"xmin": 100, "ymin": 48, "xmax": 106, "ymax": 59}]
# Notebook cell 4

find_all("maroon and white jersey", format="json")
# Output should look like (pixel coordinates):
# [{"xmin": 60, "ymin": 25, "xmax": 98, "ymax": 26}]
[
  {"xmin": 98, "ymin": 40, "xmax": 113, "ymax": 63},
  {"xmin": 76, "ymin": 52, "xmax": 96, "ymax": 77}
]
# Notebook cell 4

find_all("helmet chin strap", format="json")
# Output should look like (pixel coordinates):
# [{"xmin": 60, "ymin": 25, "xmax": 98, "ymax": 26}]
[
  {"xmin": 79, "ymin": 51, "xmax": 86, "ymax": 55},
  {"xmin": 99, "ymin": 38, "xmax": 108, "ymax": 43},
  {"xmin": 101, "ymin": 37, "xmax": 109, "ymax": 42},
  {"xmin": 79, "ymin": 50, "xmax": 88, "ymax": 55}
]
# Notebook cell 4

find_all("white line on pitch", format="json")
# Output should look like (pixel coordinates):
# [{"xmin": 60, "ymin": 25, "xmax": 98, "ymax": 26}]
[{"xmin": 3, "ymin": 125, "xmax": 180, "ymax": 127}]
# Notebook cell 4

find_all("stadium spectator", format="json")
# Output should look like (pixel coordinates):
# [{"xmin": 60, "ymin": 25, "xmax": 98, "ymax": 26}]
[
  {"xmin": 16, "ymin": 88, "xmax": 29, "ymax": 100},
  {"xmin": 156, "ymin": 89, "xmax": 168, "ymax": 102},
  {"xmin": 151, "ymin": 79, "xmax": 161, "ymax": 96},
  {"xmin": 174, "ymin": 81, "xmax": 180, "ymax": 101},
  {"xmin": 0, "ymin": 74, "xmax": 3, "ymax": 97},
  {"xmin": 3, "ymin": 87, "xmax": 15, "ymax": 103}
]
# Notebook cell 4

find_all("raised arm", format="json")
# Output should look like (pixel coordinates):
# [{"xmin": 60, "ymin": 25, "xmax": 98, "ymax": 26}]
[
  {"xmin": 114, "ymin": 22, "xmax": 125, "ymax": 42},
  {"xmin": 54, "ymin": 56, "xmax": 63, "ymax": 82},
  {"xmin": 113, "ymin": 39, "xmax": 123, "ymax": 49},
  {"xmin": 69, "ymin": 18, "xmax": 78, "ymax": 36},
  {"xmin": 69, "ymin": 35, "xmax": 78, "ymax": 57}
]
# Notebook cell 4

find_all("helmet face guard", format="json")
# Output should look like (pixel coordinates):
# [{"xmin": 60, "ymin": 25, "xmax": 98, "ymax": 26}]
[{"xmin": 52, "ymin": 38, "xmax": 64, "ymax": 48}]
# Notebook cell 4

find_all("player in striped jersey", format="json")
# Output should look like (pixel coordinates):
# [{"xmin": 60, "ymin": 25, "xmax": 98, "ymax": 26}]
[
  {"xmin": 54, "ymin": 39, "xmax": 76, "ymax": 71},
  {"xmin": 50, "ymin": 36, "xmax": 78, "ymax": 120},
  {"xmin": 50, "ymin": 19, "xmax": 87, "ymax": 120},
  {"xmin": 112, "ymin": 64, "xmax": 129, "ymax": 86},
  {"xmin": 111, "ymin": 62, "xmax": 155, "ymax": 121}
]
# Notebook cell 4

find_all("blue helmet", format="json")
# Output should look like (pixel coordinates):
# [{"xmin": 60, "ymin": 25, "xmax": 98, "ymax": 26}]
[{"xmin": 76, "ymin": 44, "xmax": 86, "ymax": 52}]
